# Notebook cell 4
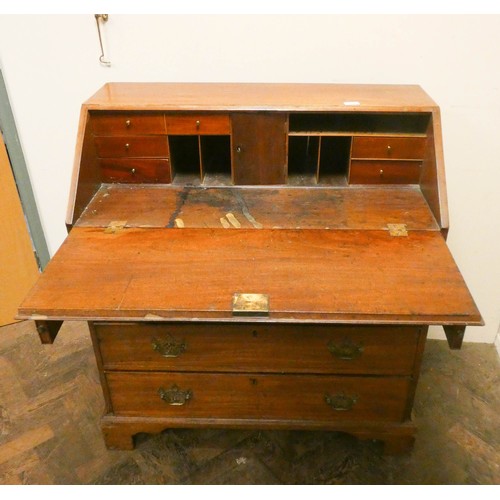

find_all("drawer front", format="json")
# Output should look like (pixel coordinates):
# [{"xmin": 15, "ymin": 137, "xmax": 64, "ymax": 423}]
[
  {"xmin": 107, "ymin": 371, "xmax": 410, "ymax": 422},
  {"xmin": 94, "ymin": 323, "xmax": 420, "ymax": 375},
  {"xmin": 94, "ymin": 136, "xmax": 169, "ymax": 158},
  {"xmin": 99, "ymin": 158, "xmax": 172, "ymax": 183},
  {"xmin": 349, "ymin": 160, "xmax": 422, "ymax": 184},
  {"xmin": 351, "ymin": 136, "xmax": 426, "ymax": 160},
  {"xmin": 165, "ymin": 114, "xmax": 231, "ymax": 135},
  {"xmin": 92, "ymin": 113, "xmax": 166, "ymax": 136}
]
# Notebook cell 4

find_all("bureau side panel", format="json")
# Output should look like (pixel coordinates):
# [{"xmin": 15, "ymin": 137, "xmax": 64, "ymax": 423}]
[
  {"xmin": 88, "ymin": 322, "xmax": 114, "ymax": 414},
  {"xmin": 420, "ymin": 109, "xmax": 449, "ymax": 233},
  {"xmin": 66, "ymin": 109, "xmax": 101, "ymax": 228}
]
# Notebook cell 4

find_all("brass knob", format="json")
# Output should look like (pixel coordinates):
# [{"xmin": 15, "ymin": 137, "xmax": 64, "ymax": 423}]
[
  {"xmin": 195, "ymin": 120, "xmax": 200, "ymax": 129},
  {"xmin": 236, "ymin": 146, "xmax": 242, "ymax": 153},
  {"xmin": 125, "ymin": 119, "xmax": 131, "ymax": 127},
  {"xmin": 125, "ymin": 143, "xmax": 130, "ymax": 150},
  {"xmin": 131, "ymin": 168, "xmax": 136, "ymax": 174},
  {"xmin": 379, "ymin": 169, "xmax": 384, "ymax": 177},
  {"xmin": 387, "ymin": 145, "xmax": 392, "ymax": 153}
]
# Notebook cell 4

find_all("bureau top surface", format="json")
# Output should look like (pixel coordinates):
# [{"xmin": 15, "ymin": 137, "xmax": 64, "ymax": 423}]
[{"xmin": 84, "ymin": 83, "xmax": 438, "ymax": 112}]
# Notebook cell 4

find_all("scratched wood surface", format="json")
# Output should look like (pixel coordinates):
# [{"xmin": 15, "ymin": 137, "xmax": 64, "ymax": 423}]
[
  {"xmin": 1, "ymin": 320, "xmax": 498, "ymax": 484},
  {"xmin": 76, "ymin": 185, "xmax": 439, "ymax": 230},
  {"xmin": 18, "ymin": 227, "xmax": 481, "ymax": 324}
]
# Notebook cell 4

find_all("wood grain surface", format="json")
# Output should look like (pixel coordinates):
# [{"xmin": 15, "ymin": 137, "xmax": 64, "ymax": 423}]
[
  {"xmin": 18, "ymin": 227, "xmax": 482, "ymax": 324},
  {"xmin": 76, "ymin": 185, "xmax": 439, "ymax": 230},
  {"xmin": 94, "ymin": 323, "xmax": 421, "ymax": 375},
  {"xmin": 84, "ymin": 83, "xmax": 438, "ymax": 111},
  {"xmin": 106, "ymin": 371, "xmax": 411, "ymax": 422}
]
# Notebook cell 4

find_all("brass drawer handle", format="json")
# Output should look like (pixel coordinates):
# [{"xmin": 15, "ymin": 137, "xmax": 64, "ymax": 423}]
[
  {"xmin": 325, "ymin": 392, "xmax": 358, "ymax": 411},
  {"xmin": 125, "ymin": 119, "xmax": 131, "ymax": 127},
  {"xmin": 158, "ymin": 384, "xmax": 192, "ymax": 406},
  {"xmin": 327, "ymin": 339, "xmax": 364, "ymax": 360},
  {"xmin": 151, "ymin": 335, "xmax": 187, "ymax": 358},
  {"xmin": 195, "ymin": 119, "xmax": 201, "ymax": 129}
]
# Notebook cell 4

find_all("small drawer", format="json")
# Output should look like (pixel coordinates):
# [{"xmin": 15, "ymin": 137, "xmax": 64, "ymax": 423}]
[
  {"xmin": 91, "ymin": 112, "xmax": 166, "ymax": 136},
  {"xmin": 106, "ymin": 371, "xmax": 411, "ymax": 422},
  {"xmin": 99, "ymin": 158, "xmax": 172, "ymax": 183},
  {"xmin": 94, "ymin": 323, "xmax": 420, "ymax": 375},
  {"xmin": 351, "ymin": 136, "xmax": 426, "ymax": 160},
  {"xmin": 165, "ymin": 114, "xmax": 230, "ymax": 135},
  {"xmin": 349, "ymin": 160, "xmax": 422, "ymax": 184},
  {"xmin": 94, "ymin": 136, "xmax": 169, "ymax": 158}
]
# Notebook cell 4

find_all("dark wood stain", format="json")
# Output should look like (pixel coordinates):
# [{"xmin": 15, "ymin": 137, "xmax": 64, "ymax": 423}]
[
  {"xmin": 76, "ymin": 184, "xmax": 439, "ymax": 230},
  {"xmin": 166, "ymin": 187, "xmax": 191, "ymax": 228}
]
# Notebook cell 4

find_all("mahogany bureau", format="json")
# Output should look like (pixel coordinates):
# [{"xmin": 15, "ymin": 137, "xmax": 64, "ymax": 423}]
[{"xmin": 18, "ymin": 83, "xmax": 483, "ymax": 454}]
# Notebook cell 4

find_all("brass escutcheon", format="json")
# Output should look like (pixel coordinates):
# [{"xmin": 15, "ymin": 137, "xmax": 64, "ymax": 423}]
[
  {"xmin": 158, "ymin": 384, "xmax": 192, "ymax": 406},
  {"xmin": 327, "ymin": 338, "xmax": 364, "ymax": 360},
  {"xmin": 325, "ymin": 392, "xmax": 358, "ymax": 411},
  {"xmin": 151, "ymin": 334, "xmax": 187, "ymax": 358}
]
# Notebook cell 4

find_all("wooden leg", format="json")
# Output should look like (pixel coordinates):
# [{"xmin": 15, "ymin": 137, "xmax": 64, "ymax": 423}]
[
  {"xmin": 443, "ymin": 325, "xmax": 466, "ymax": 350},
  {"xmin": 101, "ymin": 425, "xmax": 135, "ymax": 450},
  {"xmin": 36, "ymin": 320, "xmax": 63, "ymax": 344},
  {"xmin": 382, "ymin": 435, "xmax": 415, "ymax": 455},
  {"xmin": 100, "ymin": 416, "xmax": 174, "ymax": 451}
]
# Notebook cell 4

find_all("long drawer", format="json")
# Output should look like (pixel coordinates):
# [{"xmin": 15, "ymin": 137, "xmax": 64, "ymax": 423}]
[
  {"xmin": 106, "ymin": 371, "xmax": 410, "ymax": 422},
  {"xmin": 94, "ymin": 323, "xmax": 421, "ymax": 375}
]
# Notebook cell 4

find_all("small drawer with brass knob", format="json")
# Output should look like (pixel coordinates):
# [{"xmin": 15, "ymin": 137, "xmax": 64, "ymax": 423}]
[
  {"xmin": 165, "ymin": 113, "xmax": 230, "ymax": 135},
  {"xmin": 98, "ymin": 158, "xmax": 172, "ymax": 183},
  {"xmin": 94, "ymin": 136, "xmax": 169, "ymax": 158},
  {"xmin": 351, "ymin": 136, "xmax": 426, "ymax": 160},
  {"xmin": 91, "ymin": 112, "xmax": 166, "ymax": 135},
  {"xmin": 349, "ymin": 160, "xmax": 422, "ymax": 184}
]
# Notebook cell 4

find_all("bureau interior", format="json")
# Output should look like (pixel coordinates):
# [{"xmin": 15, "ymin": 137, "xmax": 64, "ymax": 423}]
[
  {"xmin": 87, "ymin": 110, "xmax": 432, "ymax": 184},
  {"xmin": 72, "ymin": 109, "xmax": 439, "ymax": 228}
]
